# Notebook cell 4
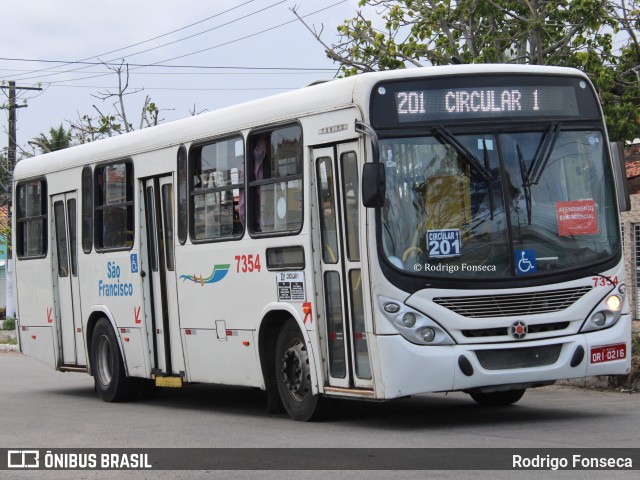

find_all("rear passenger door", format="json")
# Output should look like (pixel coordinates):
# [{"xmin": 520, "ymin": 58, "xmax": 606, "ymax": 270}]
[{"xmin": 51, "ymin": 191, "xmax": 85, "ymax": 366}]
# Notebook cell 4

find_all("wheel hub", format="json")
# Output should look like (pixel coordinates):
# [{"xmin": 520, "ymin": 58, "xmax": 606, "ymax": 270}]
[
  {"xmin": 96, "ymin": 335, "xmax": 113, "ymax": 386},
  {"xmin": 280, "ymin": 339, "xmax": 310, "ymax": 401}
]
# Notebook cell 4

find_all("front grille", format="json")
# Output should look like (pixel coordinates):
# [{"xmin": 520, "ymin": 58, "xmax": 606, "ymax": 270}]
[
  {"xmin": 462, "ymin": 321, "xmax": 570, "ymax": 338},
  {"xmin": 475, "ymin": 344, "xmax": 562, "ymax": 370},
  {"xmin": 433, "ymin": 287, "xmax": 591, "ymax": 318},
  {"xmin": 462, "ymin": 327, "xmax": 508, "ymax": 338}
]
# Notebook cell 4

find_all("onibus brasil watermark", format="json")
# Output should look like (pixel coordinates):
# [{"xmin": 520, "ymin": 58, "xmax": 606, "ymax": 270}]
[{"xmin": 7, "ymin": 450, "xmax": 152, "ymax": 470}]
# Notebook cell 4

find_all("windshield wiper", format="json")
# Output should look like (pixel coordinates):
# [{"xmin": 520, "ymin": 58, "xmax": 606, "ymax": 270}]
[
  {"xmin": 516, "ymin": 144, "xmax": 533, "ymax": 224},
  {"xmin": 433, "ymin": 126, "xmax": 492, "ymax": 181},
  {"xmin": 525, "ymin": 122, "xmax": 562, "ymax": 187},
  {"xmin": 516, "ymin": 122, "xmax": 562, "ymax": 225},
  {"xmin": 482, "ymin": 139, "xmax": 495, "ymax": 220}
]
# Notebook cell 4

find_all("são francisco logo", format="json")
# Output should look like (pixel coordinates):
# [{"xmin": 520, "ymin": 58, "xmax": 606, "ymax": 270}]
[{"xmin": 179, "ymin": 264, "xmax": 230, "ymax": 286}]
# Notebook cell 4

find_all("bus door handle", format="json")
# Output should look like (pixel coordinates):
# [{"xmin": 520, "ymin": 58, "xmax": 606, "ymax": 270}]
[{"xmin": 140, "ymin": 270, "xmax": 146, "ymax": 278}]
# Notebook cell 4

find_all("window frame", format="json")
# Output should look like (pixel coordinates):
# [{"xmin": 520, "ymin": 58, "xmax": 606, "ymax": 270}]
[
  {"xmin": 247, "ymin": 122, "xmax": 304, "ymax": 238},
  {"xmin": 177, "ymin": 144, "xmax": 188, "ymax": 245},
  {"xmin": 53, "ymin": 200, "xmax": 70, "ymax": 277},
  {"xmin": 15, "ymin": 177, "xmax": 48, "ymax": 260},
  {"xmin": 81, "ymin": 165, "xmax": 93, "ymax": 254},
  {"xmin": 188, "ymin": 134, "xmax": 246, "ymax": 244},
  {"xmin": 93, "ymin": 158, "xmax": 135, "ymax": 252}
]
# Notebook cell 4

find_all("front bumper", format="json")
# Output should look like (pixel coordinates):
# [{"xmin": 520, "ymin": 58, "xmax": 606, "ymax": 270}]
[{"xmin": 374, "ymin": 314, "xmax": 631, "ymax": 399}]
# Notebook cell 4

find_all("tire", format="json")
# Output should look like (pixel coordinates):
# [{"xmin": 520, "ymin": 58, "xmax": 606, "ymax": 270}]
[
  {"xmin": 91, "ymin": 318, "xmax": 138, "ymax": 402},
  {"xmin": 275, "ymin": 319, "xmax": 327, "ymax": 421},
  {"xmin": 469, "ymin": 388, "xmax": 526, "ymax": 406}
]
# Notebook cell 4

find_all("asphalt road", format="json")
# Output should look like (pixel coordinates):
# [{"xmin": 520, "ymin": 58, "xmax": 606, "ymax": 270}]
[{"xmin": 0, "ymin": 352, "xmax": 638, "ymax": 480}]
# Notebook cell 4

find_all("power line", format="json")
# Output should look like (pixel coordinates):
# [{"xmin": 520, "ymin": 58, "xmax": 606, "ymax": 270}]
[
  {"xmin": 0, "ymin": 58, "xmax": 335, "ymax": 71},
  {"xmin": 13, "ymin": 0, "xmax": 289, "ymax": 83},
  {"xmin": 51, "ymin": 85, "xmax": 297, "ymax": 91},
  {"xmin": 140, "ymin": 1, "xmax": 347, "ymax": 68},
  {"xmin": 1, "ymin": 0, "xmax": 346, "ymax": 88},
  {"xmin": 0, "ymin": 68, "xmax": 327, "ymax": 76},
  {"xmin": 8, "ymin": 0, "xmax": 262, "ymax": 81}
]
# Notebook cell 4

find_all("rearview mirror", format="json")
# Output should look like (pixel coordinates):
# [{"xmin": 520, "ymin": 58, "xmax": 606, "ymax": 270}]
[
  {"xmin": 610, "ymin": 141, "xmax": 630, "ymax": 212},
  {"xmin": 362, "ymin": 163, "xmax": 386, "ymax": 208}
]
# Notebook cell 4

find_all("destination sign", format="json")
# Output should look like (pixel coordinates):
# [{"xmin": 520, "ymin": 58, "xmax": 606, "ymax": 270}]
[
  {"xmin": 393, "ymin": 86, "xmax": 578, "ymax": 122},
  {"xmin": 370, "ymin": 75, "xmax": 600, "ymax": 127}
]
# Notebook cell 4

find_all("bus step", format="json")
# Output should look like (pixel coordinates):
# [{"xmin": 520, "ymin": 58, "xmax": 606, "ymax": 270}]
[
  {"xmin": 59, "ymin": 365, "xmax": 88, "ymax": 373},
  {"xmin": 153, "ymin": 375, "xmax": 183, "ymax": 388},
  {"xmin": 323, "ymin": 386, "xmax": 375, "ymax": 398}
]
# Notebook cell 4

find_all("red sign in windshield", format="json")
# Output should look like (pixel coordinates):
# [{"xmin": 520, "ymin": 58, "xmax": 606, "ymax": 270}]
[{"xmin": 556, "ymin": 199, "xmax": 599, "ymax": 237}]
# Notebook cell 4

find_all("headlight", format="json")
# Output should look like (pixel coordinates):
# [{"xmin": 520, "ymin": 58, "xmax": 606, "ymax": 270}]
[
  {"xmin": 402, "ymin": 313, "xmax": 416, "ymax": 327},
  {"xmin": 580, "ymin": 288, "xmax": 625, "ymax": 333},
  {"xmin": 420, "ymin": 327, "xmax": 436, "ymax": 343},
  {"xmin": 605, "ymin": 294, "xmax": 621, "ymax": 312},
  {"xmin": 592, "ymin": 312, "xmax": 606, "ymax": 327},
  {"xmin": 378, "ymin": 296, "xmax": 455, "ymax": 345}
]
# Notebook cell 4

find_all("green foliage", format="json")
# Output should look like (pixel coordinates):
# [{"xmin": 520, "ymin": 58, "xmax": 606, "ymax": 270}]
[
  {"xmin": 327, "ymin": 0, "xmax": 640, "ymax": 141},
  {"xmin": 36, "ymin": 124, "xmax": 71, "ymax": 153},
  {"xmin": 2, "ymin": 317, "xmax": 15, "ymax": 331},
  {"xmin": 0, "ymin": 222, "xmax": 9, "ymax": 256},
  {"xmin": 608, "ymin": 331, "xmax": 640, "ymax": 390},
  {"xmin": 0, "ymin": 151, "xmax": 8, "ymax": 196}
]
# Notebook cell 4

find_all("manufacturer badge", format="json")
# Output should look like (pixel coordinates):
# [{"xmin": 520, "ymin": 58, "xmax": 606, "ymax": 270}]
[{"xmin": 511, "ymin": 321, "xmax": 528, "ymax": 339}]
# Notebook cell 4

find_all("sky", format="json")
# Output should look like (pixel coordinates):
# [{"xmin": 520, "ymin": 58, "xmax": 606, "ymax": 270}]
[{"xmin": 0, "ymin": 0, "xmax": 364, "ymax": 157}]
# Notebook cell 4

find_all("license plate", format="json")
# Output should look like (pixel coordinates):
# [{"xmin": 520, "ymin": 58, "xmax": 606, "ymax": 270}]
[{"xmin": 590, "ymin": 343, "xmax": 626, "ymax": 364}]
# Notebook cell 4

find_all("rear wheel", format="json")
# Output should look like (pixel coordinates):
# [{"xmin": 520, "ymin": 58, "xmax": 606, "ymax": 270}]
[
  {"xmin": 469, "ymin": 388, "xmax": 526, "ymax": 406},
  {"xmin": 91, "ymin": 318, "xmax": 138, "ymax": 402},
  {"xmin": 275, "ymin": 319, "xmax": 327, "ymax": 421}
]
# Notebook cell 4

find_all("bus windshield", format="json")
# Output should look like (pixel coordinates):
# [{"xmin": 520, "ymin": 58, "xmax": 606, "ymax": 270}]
[{"xmin": 380, "ymin": 128, "xmax": 620, "ymax": 279}]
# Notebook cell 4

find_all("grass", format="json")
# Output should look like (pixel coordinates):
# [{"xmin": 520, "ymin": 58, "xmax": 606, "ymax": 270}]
[
  {"xmin": 0, "ymin": 337, "xmax": 17, "ymax": 345},
  {"xmin": 608, "ymin": 332, "xmax": 640, "ymax": 391}
]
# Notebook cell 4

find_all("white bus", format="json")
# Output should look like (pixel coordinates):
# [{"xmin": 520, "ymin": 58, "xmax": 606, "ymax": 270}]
[{"xmin": 13, "ymin": 65, "xmax": 631, "ymax": 421}]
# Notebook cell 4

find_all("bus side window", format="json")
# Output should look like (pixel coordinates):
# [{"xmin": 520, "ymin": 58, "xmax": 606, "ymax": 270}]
[
  {"xmin": 189, "ymin": 136, "xmax": 244, "ymax": 241},
  {"xmin": 16, "ymin": 179, "xmax": 47, "ymax": 258},
  {"xmin": 94, "ymin": 160, "xmax": 134, "ymax": 250},
  {"xmin": 248, "ymin": 124, "xmax": 303, "ymax": 235}
]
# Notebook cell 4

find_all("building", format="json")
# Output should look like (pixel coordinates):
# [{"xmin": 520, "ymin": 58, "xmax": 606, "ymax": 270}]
[{"xmin": 620, "ymin": 143, "xmax": 640, "ymax": 319}]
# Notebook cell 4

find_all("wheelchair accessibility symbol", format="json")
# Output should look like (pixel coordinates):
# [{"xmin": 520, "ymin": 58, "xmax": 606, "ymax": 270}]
[
  {"xmin": 515, "ymin": 249, "xmax": 537, "ymax": 275},
  {"xmin": 130, "ymin": 253, "xmax": 139, "ymax": 273}
]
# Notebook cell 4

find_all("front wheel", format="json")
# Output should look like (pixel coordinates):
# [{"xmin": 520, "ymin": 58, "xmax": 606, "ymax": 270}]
[
  {"xmin": 469, "ymin": 388, "xmax": 526, "ymax": 406},
  {"xmin": 275, "ymin": 319, "xmax": 327, "ymax": 421},
  {"xmin": 91, "ymin": 318, "xmax": 139, "ymax": 402}
]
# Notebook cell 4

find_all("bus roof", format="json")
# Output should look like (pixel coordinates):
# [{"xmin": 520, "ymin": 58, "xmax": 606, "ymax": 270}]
[{"xmin": 13, "ymin": 64, "xmax": 587, "ymax": 180}]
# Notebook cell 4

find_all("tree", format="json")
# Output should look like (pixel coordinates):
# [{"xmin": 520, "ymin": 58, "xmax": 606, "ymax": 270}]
[
  {"xmin": 295, "ymin": 0, "xmax": 640, "ymax": 141},
  {"xmin": 68, "ymin": 61, "xmax": 167, "ymax": 144},
  {"xmin": 33, "ymin": 124, "xmax": 71, "ymax": 153},
  {"xmin": 0, "ymin": 151, "xmax": 9, "ymax": 196}
]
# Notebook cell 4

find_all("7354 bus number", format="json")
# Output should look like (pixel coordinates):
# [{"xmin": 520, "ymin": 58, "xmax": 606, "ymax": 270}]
[
  {"xmin": 235, "ymin": 254, "xmax": 261, "ymax": 273},
  {"xmin": 592, "ymin": 276, "xmax": 618, "ymax": 287}
]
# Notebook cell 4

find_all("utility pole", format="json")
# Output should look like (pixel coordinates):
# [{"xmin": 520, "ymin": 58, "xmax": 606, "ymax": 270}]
[
  {"xmin": 1, "ymin": 81, "xmax": 42, "ymax": 172},
  {"xmin": 0, "ymin": 81, "xmax": 43, "ymax": 319}
]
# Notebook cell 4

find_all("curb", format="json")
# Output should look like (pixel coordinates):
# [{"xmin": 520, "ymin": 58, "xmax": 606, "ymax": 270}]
[
  {"xmin": 0, "ymin": 344, "xmax": 19, "ymax": 353},
  {"xmin": 558, "ymin": 377, "xmax": 610, "ymax": 390},
  {"xmin": 0, "ymin": 329, "xmax": 18, "ymax": 353}
]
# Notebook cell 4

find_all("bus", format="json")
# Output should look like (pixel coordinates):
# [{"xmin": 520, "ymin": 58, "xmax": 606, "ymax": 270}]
[{"xmin": 13, "ymin": 65, "xmax": 632, "ymax": 421}]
